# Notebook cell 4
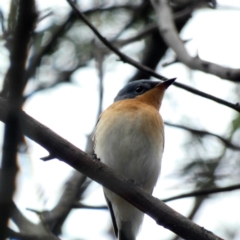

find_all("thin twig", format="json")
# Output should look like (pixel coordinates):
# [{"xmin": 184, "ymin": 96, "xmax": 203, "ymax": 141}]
[
  {"xmin": 66, "ymin": 0, "xmax": 240, "ymax": 112},
  {"xmin": 6, "ymin": 227, "xmax": 60, "ymax": 240},
  {"xmin": 84, "ymin": 4, "xmax": 135, "ymax": 15},
  {"xmin": 23, "ymin": 4, "xmax": 135, "ymax": 83},
  {"xmin": 25, "ymin": 11, "xmax": 76, "ymax": 81},
  {"xmin": 94, "ymin": 41, "xmax": 104, "ymax": 116},
  {"xmin": 37, "ymin": 11, "xmax": 53, "ymax": 23},
  {"xmin": 114, "ymin": 23, "xmax": 158, "ymax": 47},
  {"xmin": 114, "ymin": 2, "xmax": 196, "ymax": 48},
  {"xmin": 72, "ymin": 202, "xmax": 108, "ymax": 210},
  {"xmin": 165, "ymin": 122, "xmax": 240, "ymax": 150},
  {"xmin": 41, "ymin": 172, "xmax": 87, "ymax": 234},
  {"xmin": 111, "ymin": 1, "xmax": 151, "ymax": 41},
  {"xmin": 162, "ymin": 58, "xmax": 179, "ymax": 67},
  {"xmin": 162, "ymin": 183, "xmax": 240, "ymax": 202},
  {"xmin": 10, "ymin": 202, "xmax": 59, "ymax": 239}
]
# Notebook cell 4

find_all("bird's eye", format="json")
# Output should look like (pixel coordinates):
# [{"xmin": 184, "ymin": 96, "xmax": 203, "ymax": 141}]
[{"xmin": 135, "ymin": 86, "xmax": 144, "ymax": 93}]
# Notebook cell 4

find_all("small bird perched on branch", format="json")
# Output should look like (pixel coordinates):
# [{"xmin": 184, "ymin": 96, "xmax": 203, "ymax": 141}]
[{"xmin": 94, "ymin": 79, "xmax": 175, "ymax": 240}]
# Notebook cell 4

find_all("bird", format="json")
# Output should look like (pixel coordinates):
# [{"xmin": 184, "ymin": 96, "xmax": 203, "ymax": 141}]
[{"xmin": 93, "ymin": 78, "xmax": 175, "ymax": 240}]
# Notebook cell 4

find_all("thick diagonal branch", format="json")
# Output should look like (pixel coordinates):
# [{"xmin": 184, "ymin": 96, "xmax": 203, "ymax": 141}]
[{"xmin": 0, "ymin": 98, "xmax": 223, "ymax": 240}]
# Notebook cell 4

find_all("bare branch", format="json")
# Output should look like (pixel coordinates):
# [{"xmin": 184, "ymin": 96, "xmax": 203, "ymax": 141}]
[
  {"xmin": 0, "ymin": 98, "xmax": 224, "ymax": 240},
  {"xmin": 72, "ymin": 202, "xmax": 108, "ymax": 210},
  {"xmin": 129, "ymin": 6, "xmax": 191, "ymax": 81},
  {"xmin": 24, "ymin": 4, "xmax": 136, "ymax": 82},
  {"xmin": 40, "ymin": 153, "xmax": 56, "ymax": 161},
  {"xmin": 10, "ymin": 202, "xmax": 60, "ymax": 240},
  {"xmin": 94, "ymin": 41, "xmax": 105, "ymax": 116},
  {"xmin": 83, "ymin": 4, "xmax": 135, "ymax": 15},
  {"xmin": 25, "ymin": 11, "xmax": 76, "ymax": 81},
  {"xmin": 1, "ymin": 1, "xmax": 37, "ymax": 97},
  {"xmin": 151, "ymin": 0, "xmax": 240, "ymax": 82},
  {"xmin": 165, "ymin": 122, "xmax": 240, "ymax": 151},
  {"xmin": 11, "ymin": 202, "xmax": 40, "ymax": 233},
  {"xmin": 0, "ymin": 1, "xmax": 37, "ymax": 238},
  {"xmin": 6, "ymin": 227, "xmax": 60, "ymax": 240},
  {"xmin": 41, "ymin": 172, "xmax": 86, "ymax": 234},
  {"xmin": 114, "ymin": 23, "xmax": 158, "ymax": 48},
  {"xmin": 72, "ymin": 184, "xmax": 240, "ymax": 208},
  {"xmin": 66, "ymin": 0, "xmax": 240, "ymax": 113},
  {"xmin": 6, "ymin": 228, "xmax": 42, "ymax": 240},
  {"xmin": 24, "ymin": 63, "xmax": 86, "ymax": 101},
  {"xmin": 111, "ymin": 1, "xmax": 152, "ymax": 41},
  {"xmin": 162, "ymin": 57, "xmax": 179, "ymax": 67},
  {"xmin": 163, "ymin": 183, "xmax": 240, "ymax": 202}
]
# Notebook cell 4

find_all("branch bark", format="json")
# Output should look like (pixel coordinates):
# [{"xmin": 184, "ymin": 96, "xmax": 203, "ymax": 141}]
[{"xmin": 0, "ymin": 1, "xmax": 37, "ymax": 238}]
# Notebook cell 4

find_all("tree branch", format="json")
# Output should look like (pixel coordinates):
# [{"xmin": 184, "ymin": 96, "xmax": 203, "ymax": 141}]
[
  {"xmin": 66, "ymin": 0, "xmax": 240, "ymax": 113},
  {"xmin": 129, "ymin": 1, "xmax": 195, "ymax": 81},
  {"xmin": 0, "ymin": 98, "xmax": 224, "ymax": 240},
  {"xmin": 9, "ymin": 202, "xmax": 60, "ymax": 240},
  {"xmin": 165, "ymin": 122, "xmax": 240, "ymax": 151},
  {"xmin": 72, "ymin": 202, "xmax": 108, "ymax": 210},
  {"xmin": 162, "ymin": 183, "xmax": 240, "ymax": 202},
  {"xmin": 6, "ymin": 227, "xmax": 60, "ymax": 240},
  {"xmin": 0, "ymin": 1, "xmax": 37, "ymax": 238},
  {"xmin": 73, "ymin": 182, "xmax": 240, "ymax": 209},
  {"xmin": 111, "ymin": 1, "xmax": 152, "ymax": 41},
  {"xmin": 25, "ymin": 4, "xmax": 136, "ymax": 82},
  {"xmin": 41, "ymin": 172, "xmax": 87, "ymax": 234},
  {"xmin": 114, "ymin": 23, "xmax": 158, "ymax": 48},
  {"xmin": 25, "ymin": 11, "xmax": 76, "ymax": 81},
  {"xmin": 151, "ymin": 0, "xmax": 240, "ymax": 82},
  {"xmin": 83, "ymin": 4, "xmax": 135, "ymax": 15}
]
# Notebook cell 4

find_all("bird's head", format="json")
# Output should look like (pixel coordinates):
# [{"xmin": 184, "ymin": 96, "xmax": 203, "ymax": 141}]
[{"xmin": 114, "ymin": 78, "xmax": 176, "ymax": 109}]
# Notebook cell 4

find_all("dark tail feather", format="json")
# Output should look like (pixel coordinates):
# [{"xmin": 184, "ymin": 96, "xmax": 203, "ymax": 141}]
[
  {"xmin": 118, "ymin": 223, "xmax": 135, "ymax": 240},
  {"xmin": 104, "ymin": 193, "xmax": 136, "ymax": 240},
  {"xmin": 104, "ymin": 193, "xmax": 118, "ymax": 238}
]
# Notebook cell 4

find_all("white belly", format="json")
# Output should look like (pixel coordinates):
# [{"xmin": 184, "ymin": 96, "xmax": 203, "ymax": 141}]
[
  {"xmin": 94, "ymin": 103, "xmax": 164, "ymax": 236},
  {"xmin": 94, "ymin": 105, "xmax": 163, "ymax": 191}
]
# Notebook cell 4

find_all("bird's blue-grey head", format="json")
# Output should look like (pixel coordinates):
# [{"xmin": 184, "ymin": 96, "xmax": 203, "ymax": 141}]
[{"xmin": 114, "ymin": 80, "xmax": 161, "ymax": 102}]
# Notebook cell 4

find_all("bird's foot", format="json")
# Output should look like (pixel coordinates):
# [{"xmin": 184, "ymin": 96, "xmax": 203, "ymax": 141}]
[
  {"xmin": 93, "ymin": 153, "xmax": 100, "ymax": 161},
  {"xmin": 127, "ymin": 178, "xmax": 143, "ymax": 188}
]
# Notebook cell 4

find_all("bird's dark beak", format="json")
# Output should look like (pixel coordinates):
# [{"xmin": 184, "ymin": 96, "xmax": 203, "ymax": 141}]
[
  {"xmin": 137, "ymin": 78, "xmax": 176, "ymax": 109},
  {"xmin": 157, "ymin": 78, "xmax": 176, "ymax": 89}
]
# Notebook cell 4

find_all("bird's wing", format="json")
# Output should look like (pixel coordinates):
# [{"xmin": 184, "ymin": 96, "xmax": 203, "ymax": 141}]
[
  {"xmin": 92, "ymin": 113, "xmax": 103, "ymax": 152},
  {"xmin": 91, "ymin": 118, "xmax": 99, "ymax": 143},
  {"xmin": 104, "ymin": 193, "xmax": 118, "ymax": 238}
]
